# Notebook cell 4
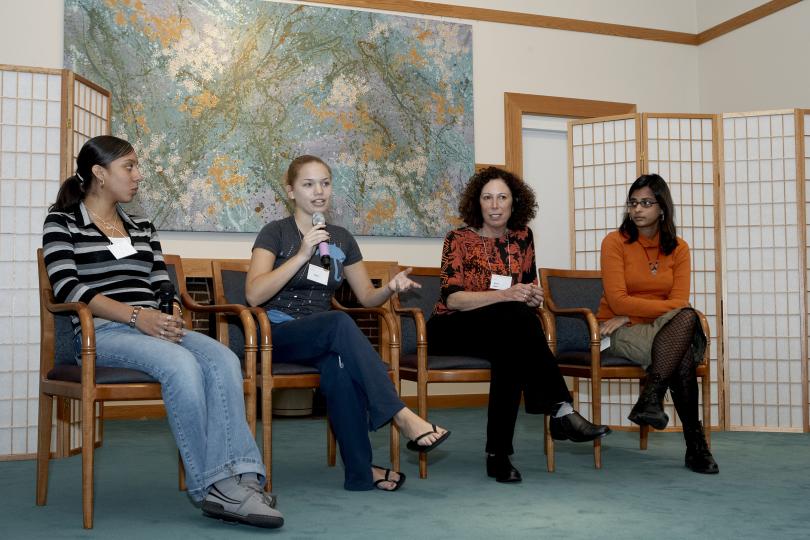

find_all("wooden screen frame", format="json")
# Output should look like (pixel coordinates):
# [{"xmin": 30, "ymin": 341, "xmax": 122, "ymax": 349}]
[{"xmin": 799, "ymin": 109, "xmax": 810, "ymax": 432}]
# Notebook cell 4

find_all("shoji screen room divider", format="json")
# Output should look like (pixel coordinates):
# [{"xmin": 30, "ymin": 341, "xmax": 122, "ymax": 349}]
[
  {"xmin": 0, "ymin": 65, "xmax": 110, "ymax": 460},
  {"xmin": 569, "ymin": 110, "xmax": 810, "ymax": 433}
]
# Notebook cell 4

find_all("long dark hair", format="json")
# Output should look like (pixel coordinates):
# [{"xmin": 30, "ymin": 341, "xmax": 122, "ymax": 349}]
[
  {"xmin": 49, "ymin": 135, "xmax": 135, "ymax": 212},
  {"xmin": 458, "ymin": 166, "xmax": 537, "ymax": 229},
  {"xmin": 619, "ymin": 173, "xmax": 678, "ymax": 255}
]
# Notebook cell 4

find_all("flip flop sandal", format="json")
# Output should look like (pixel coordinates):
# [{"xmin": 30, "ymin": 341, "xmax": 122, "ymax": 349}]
[
  {"xmin": 372, "ymin": 466, "xmax": 406, "ymax": 492},
  {"xmin": 406, "ymin": 423, "xmax": 451, "ymax": 453}
]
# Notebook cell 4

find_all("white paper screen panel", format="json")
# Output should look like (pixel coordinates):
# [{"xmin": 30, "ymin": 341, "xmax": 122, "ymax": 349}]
[
  {"xmin": 570, "ymin": 115, "xmax": 640, "ymax": 425},
  {"xmin": 646, "ymin": 115, "xmax": 720, "ymax": 429},
  {"xmin": 72, "ymin": 77, "xmax": 109, "ymax": 161},
  {"xmin": 571, "ymin": 115, "xmax": 639, "ymax": 271},
  {"xmin": 0, "ymin": 68, "xmax": 62, "ymax": 457},
  {"xmin": 723, "ymin": 111, "xmax": 803, "ymax": 431}
]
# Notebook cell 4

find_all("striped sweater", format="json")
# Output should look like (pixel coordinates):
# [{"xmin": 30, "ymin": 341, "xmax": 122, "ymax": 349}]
[{"xmin": 42, "ymin": 201, "xmax": 173, "ymax": 330}]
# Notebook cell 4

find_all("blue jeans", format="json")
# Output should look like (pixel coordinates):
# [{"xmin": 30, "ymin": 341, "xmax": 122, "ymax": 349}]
[
  {"xmin": 271, "ymin": 311, "xmax": 405, "ymax": 490},
  {"xmin": 74, "ymin": 323, "xmax": 265, "ymax": 501}
]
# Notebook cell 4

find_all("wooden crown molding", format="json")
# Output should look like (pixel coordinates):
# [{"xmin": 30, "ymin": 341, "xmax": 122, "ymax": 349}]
[{"xmin": 310, "ymin": 0, "xmax": 802, "ymax": 46}]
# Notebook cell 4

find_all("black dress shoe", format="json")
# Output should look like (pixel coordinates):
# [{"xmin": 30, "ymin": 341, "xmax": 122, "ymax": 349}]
[
  {"xmin": 550, "ymin": 411, "xmax": 612, "ymax": 442},
  {"xmin": 486, "ymin": 454, "xmax": 522, "ymax": 483}
]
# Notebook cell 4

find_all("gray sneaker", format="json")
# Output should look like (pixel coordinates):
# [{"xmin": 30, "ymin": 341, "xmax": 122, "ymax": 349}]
[{"xmin": 202, "ymin": 475, "xmax": 284, "ymax": 529}]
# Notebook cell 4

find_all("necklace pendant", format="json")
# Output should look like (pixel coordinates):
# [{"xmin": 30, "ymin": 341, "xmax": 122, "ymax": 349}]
[{"xmin": 649, "ymin": 261, "xmax": 659, "ymax": 275}]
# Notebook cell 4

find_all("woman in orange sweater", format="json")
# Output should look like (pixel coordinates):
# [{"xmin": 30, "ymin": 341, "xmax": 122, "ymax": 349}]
[{"xmin": 597, "ymin": 174, "xmax": 717, "ymax": 474}]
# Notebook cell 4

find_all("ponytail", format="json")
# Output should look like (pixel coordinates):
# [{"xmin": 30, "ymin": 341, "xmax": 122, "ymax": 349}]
[{"xmin": 50, "ymin": 174, "xmax": 86, "ymax": 212}]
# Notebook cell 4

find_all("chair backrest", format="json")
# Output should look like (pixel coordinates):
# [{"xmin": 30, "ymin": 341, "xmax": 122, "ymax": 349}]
[
  {"xmin": 162, "ymin": 254, "xmax": 193, "ymax": 328},
  {"xmin": 392, "ymin": 267, "xmax": 442, "ymax": 356},
  {"xmin": 541, "ymin": 268, "xmax": 604, "ymax": 354},
  {"xmin": 37, "ymin": 248, "xmax": 76, "ymax": 367},
  {"xmin": 210, "ymin": 260, "xmax": 251, "ymax": 360}
]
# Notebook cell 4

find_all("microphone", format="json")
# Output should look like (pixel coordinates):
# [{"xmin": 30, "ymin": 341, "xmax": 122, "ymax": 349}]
[
  {"xmin": 158, "ymin": 282, "xmax": 175, "ymax": 315},
  {"xmin": 312, "ymin": 212, "xmax": 331, "ymax": 270}
]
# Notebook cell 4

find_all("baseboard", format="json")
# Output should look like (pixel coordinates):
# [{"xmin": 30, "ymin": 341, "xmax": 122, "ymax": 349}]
[{"xmin": 104, "ymin": 394, "xmax": 492, "ymax": 420}]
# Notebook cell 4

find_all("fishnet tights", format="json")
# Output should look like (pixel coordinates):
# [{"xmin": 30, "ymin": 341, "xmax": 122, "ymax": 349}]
[{"xmin": 649, "ymin": 308, "xmax": 699, "ymax": 383}]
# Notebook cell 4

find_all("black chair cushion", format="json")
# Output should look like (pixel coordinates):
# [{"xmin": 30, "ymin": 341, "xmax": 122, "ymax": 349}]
[
  {"xmin": 401, "ymin": 353, "xmax": 491, "ymax": 370},
  {"xmin": 47, "ymin": 365, "xmax": 159, "ymax": 384},
  {"xmin": 557, "ymin": 351, "xmax": 642, "ymax": 368},
  {"xmin": 271, "ymin": 363, "xmax": 320, "ymax": 375}
]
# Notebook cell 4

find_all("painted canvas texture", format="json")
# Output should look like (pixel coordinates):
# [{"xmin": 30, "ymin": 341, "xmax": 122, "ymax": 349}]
[{"xmin": 63, "ymin": 0, "xmax": 474, "ymax": 236}]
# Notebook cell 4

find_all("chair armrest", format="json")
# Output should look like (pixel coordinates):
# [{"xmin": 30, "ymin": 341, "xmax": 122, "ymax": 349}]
[
  {"xmin": 185, "ymin": 293, "xmax": 258, "ymax": 378},
  {"xmin": 695, "ymin": 309, "xmax": 711, "ymax": 363},
  {"xmin": 537, "ymin": 306, "xmax": 557, "ymax": 354},
  {"xmin": 388, "ymin": 304, "xmax": 428, "ymax": 373},
  {"xmin": 42, "ymin": 290, "xmax": 98, "ymax": 383},
  {"xmin": 334, "ymin": 305, "xmax": 400, "ymax": 371}
]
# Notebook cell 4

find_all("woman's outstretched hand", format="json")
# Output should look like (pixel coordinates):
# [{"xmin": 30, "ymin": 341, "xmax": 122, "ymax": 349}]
[
  {"xmin": 599, "ymin": 315, "xmax": 630, "ymax": 337},
  {"xmin": 388, "ymin": 267, "xmax": 422, "ymax": 294}
]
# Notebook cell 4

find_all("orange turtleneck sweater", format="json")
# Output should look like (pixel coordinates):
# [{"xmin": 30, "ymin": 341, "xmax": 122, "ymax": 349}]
[{"xmin": 596, "ymin": 230, "xmax": 691, "ymax": 325}]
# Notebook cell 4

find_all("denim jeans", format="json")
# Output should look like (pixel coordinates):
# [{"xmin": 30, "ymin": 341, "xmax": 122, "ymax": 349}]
[
  {"xmin": 271, "ymin": 311, "xmax": 405, "ymax": 490},
  {"xmin": 74, "ymin": 323, "xmax": 265, "ymax": 501}
]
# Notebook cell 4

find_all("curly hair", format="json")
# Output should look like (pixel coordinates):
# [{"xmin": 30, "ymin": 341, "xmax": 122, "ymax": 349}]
[{"xmin": 457, "ymin": 166, "xmax": 537, "ymax": 229}]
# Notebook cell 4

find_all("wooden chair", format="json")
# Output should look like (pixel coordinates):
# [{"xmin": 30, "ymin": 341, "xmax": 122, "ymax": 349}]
[
  {"xmin": 211, "ymin": 260, "xmax": 400, "ymax": 492},
  {"xmin": 35, "ymin": 250, "xmax": 257, "ymax": 528},
  {"xmin": 539, "ymin": 268, "xmax": 711, "ymax": 469},
  {"xmin": 389, "ymin": 265, "xmax": 555, "ymax": 478}
]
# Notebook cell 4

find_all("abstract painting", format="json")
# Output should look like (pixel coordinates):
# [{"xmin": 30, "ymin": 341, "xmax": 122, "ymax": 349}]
[{"xmin": 64, "ymin": 0, "xmax": 474, "ymax": 236}]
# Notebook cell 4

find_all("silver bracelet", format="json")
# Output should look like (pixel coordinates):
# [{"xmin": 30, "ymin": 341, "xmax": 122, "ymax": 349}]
[{"xmin": 129, "ymin": 306, "xmax": 142, "ymax": 327}]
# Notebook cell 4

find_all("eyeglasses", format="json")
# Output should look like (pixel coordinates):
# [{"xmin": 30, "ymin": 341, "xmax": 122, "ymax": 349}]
[{"xmin": 626, "ymin": 199, "xmax": 659, "ymax": 209}]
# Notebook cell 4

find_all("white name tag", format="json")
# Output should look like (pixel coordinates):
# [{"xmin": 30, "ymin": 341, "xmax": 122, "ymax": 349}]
[
  {"xmin": 107, "ymin": 237, "xmax": 137, "ymax": 259},
  {"xmin": 307, "ymin": 263, "xmax": 329, "ymax": 285},
  {"xmin": 489, "ymin": 274, "xmax": 512, "ymax": 290}
]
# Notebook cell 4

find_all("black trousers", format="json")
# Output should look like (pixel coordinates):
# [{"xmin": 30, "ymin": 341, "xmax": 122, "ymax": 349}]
[{"xmin": 426, "ymin": 302, "xmax": 572, "ymax": 455}]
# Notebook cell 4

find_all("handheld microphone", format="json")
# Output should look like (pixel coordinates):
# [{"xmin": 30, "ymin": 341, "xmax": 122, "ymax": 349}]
[
  {"xmin": 158, "ymin": 282, "xmax": 175, "ymax": 315},
  {"xmin": 312, "ymin": 212, "xmax": 331, "ymax": 270}
]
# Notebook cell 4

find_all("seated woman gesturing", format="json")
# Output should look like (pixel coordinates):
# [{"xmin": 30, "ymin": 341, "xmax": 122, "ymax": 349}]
[{"xmin": 246, "ymin": 155, "xmax": 451, "ymax": 492}]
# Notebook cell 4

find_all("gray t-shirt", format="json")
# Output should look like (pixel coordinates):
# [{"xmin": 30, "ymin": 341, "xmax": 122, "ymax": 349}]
[{"xmin": 252, "ymin": 216, "xmax": 362, "ymax": 319}]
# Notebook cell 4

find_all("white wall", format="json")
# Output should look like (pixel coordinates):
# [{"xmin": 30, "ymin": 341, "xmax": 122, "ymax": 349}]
[
  {"xmin": 1, "ymin": 0, "xmax": 705, "ymax": 267},
  {"xmin": 698, "ymin": 0, "xmax": 810, "ymax": 113}
]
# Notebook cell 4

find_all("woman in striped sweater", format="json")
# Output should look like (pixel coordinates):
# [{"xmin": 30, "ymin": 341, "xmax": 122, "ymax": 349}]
[{"xmin": 42, "ymin": 136, "xmax": 283, "ymax": 528}]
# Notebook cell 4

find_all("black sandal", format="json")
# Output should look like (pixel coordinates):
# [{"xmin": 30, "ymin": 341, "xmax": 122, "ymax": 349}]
[
  {"xmin": 372, "ymin": 466, "xmax": 406, "ymax": 492},
  {"xmin": 406, "ymin": 423, "xmax": 451, "ymax": 453}
]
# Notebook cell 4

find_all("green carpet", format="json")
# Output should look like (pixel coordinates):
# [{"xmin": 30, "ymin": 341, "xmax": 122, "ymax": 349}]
[{"xmin": 3, "ymin": 407, "xmax": 809, "ymax": 539}]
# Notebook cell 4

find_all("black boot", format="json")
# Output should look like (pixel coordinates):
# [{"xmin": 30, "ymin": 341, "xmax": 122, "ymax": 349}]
[
  {"xmin": 628, "ymin": 373, "xmax": 669, "ymax": 430},
  {"xmin": 683, "ymin": 422, "xmax": 718, "ymax": 474},
  {"xmin": 670, "ymin": 373, "xmax": 719, "ymax": 474}
]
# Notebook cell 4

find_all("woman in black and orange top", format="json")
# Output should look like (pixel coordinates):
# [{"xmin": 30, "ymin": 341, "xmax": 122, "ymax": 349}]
[{"xmin": 427, "ymin": 167, "xmax": 610, "ymax": 483}]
